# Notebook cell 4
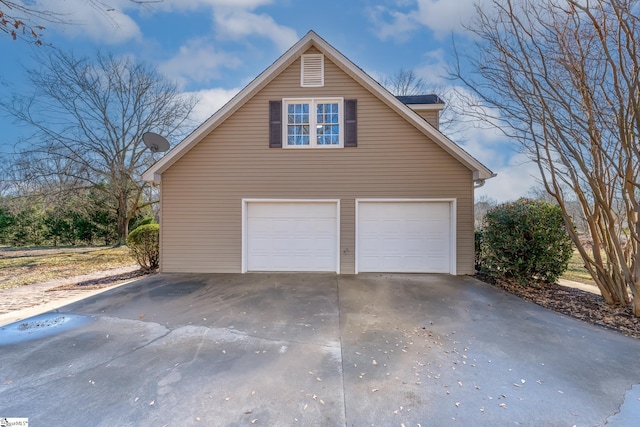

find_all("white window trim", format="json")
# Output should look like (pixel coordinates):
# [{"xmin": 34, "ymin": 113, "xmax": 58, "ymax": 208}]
[
  {"xmin": 282, "ymin": 97, "xmax": 344, "ymax": 149},
  {"xmin": 241, "ymin": 199, "xmax": 341, "ymax": 274},
  {"xmin": 354, "ymin": 198, "xmax": 457, "ymax": 275}
]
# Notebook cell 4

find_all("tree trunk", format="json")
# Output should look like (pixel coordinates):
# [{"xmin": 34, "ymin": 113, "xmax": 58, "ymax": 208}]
[
  {"xmin": 633, "ymin": 288, "xmax": 640, "ymax": 317},
  {"xmin": 116, "ymin": 196, "xmax": 129, "ymax": 245}
]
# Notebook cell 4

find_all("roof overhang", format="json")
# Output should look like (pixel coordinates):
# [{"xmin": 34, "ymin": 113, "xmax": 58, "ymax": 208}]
[
  {"xmin": 143, "ymin": 31, "xmax": 495, "ymax": 184},
  {"xmin": 405, "ymin": 103, "xmax": 445, "ymax": 111}
]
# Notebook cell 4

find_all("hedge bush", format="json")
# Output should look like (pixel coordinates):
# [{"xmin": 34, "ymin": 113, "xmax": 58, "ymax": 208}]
[
  {"xmin": 478, "ymin": 198, "xmax": 572, "ymax": 285},
  {"xmin": 126, "ymin": 223, "xmax": 159, "ymax": 271}
]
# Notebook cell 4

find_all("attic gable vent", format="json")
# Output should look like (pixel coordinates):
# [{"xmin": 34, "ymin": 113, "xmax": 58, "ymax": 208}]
[{"xmin": 301, "ymin": 54, "xmax": 324, "ymax": 87}]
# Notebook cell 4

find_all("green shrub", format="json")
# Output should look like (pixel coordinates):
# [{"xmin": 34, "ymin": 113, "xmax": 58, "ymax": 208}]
[
  {"xmin": 126, "ymin": 223, "xmax": 159, "ymax": 271},
  {"xmin": 129, "ymin": 215, "xmax": 155, "ymax": 231},
  {"xmin": 475, "ymin": 230, "xmax": 484, "ymax": 272},
  {"xmin": 479, "ymin": 198, "xmax": 572, "ymax": 285}
]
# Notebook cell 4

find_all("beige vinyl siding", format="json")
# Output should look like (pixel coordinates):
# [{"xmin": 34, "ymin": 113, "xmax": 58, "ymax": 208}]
[
  {"xmin": 160, "ymin": 47, "xmax": 475, "ymax": 274},
  {"xmin": 415, "ymin": 110, "xmax": 440, "ymax": 129}
]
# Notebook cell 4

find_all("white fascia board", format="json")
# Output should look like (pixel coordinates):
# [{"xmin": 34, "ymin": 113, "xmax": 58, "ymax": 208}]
[
  {"xmin": 143, "ymin": 31, "xmax": 495, "ymax": 183},
  {"xmin": 142, "ymin": 33, "xmax": 318, "ymax": 182},
  {"xmin": 142, "ymin": 171, "xmax": 162, "ymax": 184},
  {"xmin": 406, "ymin": 103, "xmax": 445, "ymax": 111},
  {"xmin": 312, "ymin": 37, "xmax": 495, "ymax": 181}
]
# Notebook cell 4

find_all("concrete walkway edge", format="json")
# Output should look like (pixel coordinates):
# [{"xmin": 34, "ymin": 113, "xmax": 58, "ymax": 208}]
[{"xmin": 0, "ymin": 279, "xmax": 139, "ymax": 327}]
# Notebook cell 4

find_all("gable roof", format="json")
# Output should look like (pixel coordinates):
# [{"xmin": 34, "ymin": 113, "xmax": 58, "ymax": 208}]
[{"xmin": 143, "ymin": 31, "xmax": 495, "ymax": 184}]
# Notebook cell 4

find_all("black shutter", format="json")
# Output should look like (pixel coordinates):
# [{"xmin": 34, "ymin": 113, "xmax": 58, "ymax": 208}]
[
  {"xmin": 269, "ymin": 100, "xmax": 282, "ymax": 148},
  {"xmin": 344, "ymin": 99, "xmax": 357, "ymax": 147}
]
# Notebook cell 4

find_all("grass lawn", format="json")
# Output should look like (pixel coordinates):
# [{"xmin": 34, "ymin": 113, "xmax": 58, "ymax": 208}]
[
  {"xmin": 0, "ymin": 245, "xmax": 598, "ymax": 291},
  {"xmin": 560, "ymin": 249, "xmax": 597, "ymax": 286},
  {"xmin": 0, "ymin": 246, "xmax": 136, "ymax": 290}
]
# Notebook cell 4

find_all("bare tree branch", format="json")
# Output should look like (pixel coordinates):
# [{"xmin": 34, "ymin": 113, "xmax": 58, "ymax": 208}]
[
  {"xmin": 0, "ymin": 0, "xmax": 164, "ymax": 44},
  {"xmin": 452, "ymin": 0, "xmax": 640, "ymax": 315},
  {"xmin": 2, "ymin": 49, "xmax": 197, "ymax": 243}
]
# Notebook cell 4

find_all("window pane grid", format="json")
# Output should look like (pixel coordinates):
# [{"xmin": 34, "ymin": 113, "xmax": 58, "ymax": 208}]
[
  {"xmin": 285, "ymin": 99, "xmax": 341, "ymax": 147},
  {"xmin": 287, "ymin": 103, "xmax": 310, "ymax": 145},
  {"xmin": 316, "ymin": 103, "xmax": 339, "ymax": 145}
]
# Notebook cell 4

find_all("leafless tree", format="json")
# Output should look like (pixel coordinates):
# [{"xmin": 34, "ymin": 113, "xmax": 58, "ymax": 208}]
[
  {"xmin": 381, "ymin": 68, "xmax": 461, "ymax": 138},
  {"xmin": 2, "ymin": 50, "xmax": 197, "ymax": 244},
  {"xmin": 474, "ymin": 195, "xmax": 498, "ymax": 230},
  {"xmin": 381, "ymin": 68, "xmax": 428, "ymax": 96},
  {"xmin": 452, "ymin": 0, "xmax": 640, "ymax": 315},
  {"xmin": 527, "ymin": 185, "xmax": 589, "ymax": 236},
  {"xmin": 0, "ymin": 0, "xmax": 163, "ymax": 44}
]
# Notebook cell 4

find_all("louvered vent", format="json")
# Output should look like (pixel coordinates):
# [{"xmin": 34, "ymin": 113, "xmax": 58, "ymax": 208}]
[{"xmin": 301, "ymin": 54, "xmax": 324, "ymax": 87}]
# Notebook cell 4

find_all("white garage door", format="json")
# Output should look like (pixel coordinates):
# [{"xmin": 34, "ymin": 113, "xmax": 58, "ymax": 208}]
[
  {"xmin": 246, "ymin": 201, "xmax": 339, "ymax": 272},
  {"xmin": 357, "ymin": 201, "xmax": 453, "ymax": 273}
]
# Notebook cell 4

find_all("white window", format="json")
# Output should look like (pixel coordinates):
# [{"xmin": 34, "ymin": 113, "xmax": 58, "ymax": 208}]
[{"xmin": 284, "ymin": 98, "xmax": 343, "ymax": 148}]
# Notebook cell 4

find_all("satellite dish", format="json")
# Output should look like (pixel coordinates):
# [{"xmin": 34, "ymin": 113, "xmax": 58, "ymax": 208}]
[{"xmin": 142, "ymin": 132, "xmax": 170, "ymax": 153}]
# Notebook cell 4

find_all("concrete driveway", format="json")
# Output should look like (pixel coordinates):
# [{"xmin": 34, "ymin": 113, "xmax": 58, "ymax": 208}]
[{"xmin": 1, "ymin": 273, "xmax": 639, "ymax": 426}]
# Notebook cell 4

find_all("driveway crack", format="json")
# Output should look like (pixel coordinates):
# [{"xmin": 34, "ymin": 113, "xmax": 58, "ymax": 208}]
[{"xmin": 603, "ymin": 383, "xmax": 640, "ymax": 425}]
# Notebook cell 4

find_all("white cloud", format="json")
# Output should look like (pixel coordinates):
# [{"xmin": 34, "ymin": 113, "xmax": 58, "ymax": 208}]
[
  {"xmin": 159, "ymin": 39, "xmax": 242, "ymax": 87},
  {"xmin": 413, "ymin": 0, "xmax": 483, "ymax": 37},
  {"xmin": 369, "ymin": 0, "xmax": 490, "ymax": 41},
  {"xmin": 475, "ymin": 153, "xmax": 541, "ymax": 203},
  {"xmin": 368, "ymin": 5, "xmax": 419, "ymax": 42},
  {"xmin": 187, "ymin": 87, "xmax": 242, "ymax": 124},
  {"xmin": 43, "ymin": 0, "xmax": 142, "ymax": 43},
  {"xmin": 414, "ymin": 49, "xmax": 448, "ymax": 86},
  {"xmin": 434, "ymin": 86, "xmax": 539, "ymax": 202},
  {"xmin": 36, "ymin": 0, "xmax": 293, "ymax": 49},
  {"xmin": 213, "ymin": 8, "xmax": 298, "ymax": 52},
  {"xmin": 157, "ymin": 0, "xmax": 273, "ymax": 11}
]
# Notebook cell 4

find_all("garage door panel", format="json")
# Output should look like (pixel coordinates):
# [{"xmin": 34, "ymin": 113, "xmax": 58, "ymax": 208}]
[
  {"xmin": 247, "ymin": 202, "xmax": 338, "ymax": 272},
  {"xmin": 357, "ymin": 201, "xmax": 452, "ymax": 273}
]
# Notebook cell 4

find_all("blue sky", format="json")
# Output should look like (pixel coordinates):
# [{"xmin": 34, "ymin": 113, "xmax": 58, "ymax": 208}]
[{"xmin": 0, "ymin": 0, "xmax": 540, "ymax": 202}]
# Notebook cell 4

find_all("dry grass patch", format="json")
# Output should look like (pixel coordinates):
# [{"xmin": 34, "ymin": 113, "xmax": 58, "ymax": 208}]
[
  {"xmin": 560, "ymin": 249, "xmax": 597, "ymax": 286},
  {"xmin": 0, "ymin": 246, "xmax": 136, "ymax": 290}
]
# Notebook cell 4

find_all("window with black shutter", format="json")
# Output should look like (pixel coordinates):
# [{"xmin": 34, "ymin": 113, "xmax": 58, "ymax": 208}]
[
  {"xmin": 269, "ymin": 98, "xmax": 356, "ymax": 148},
  {"xmin": 269, "ymin": 100, "xmax": 282, "ymax": 148}
]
